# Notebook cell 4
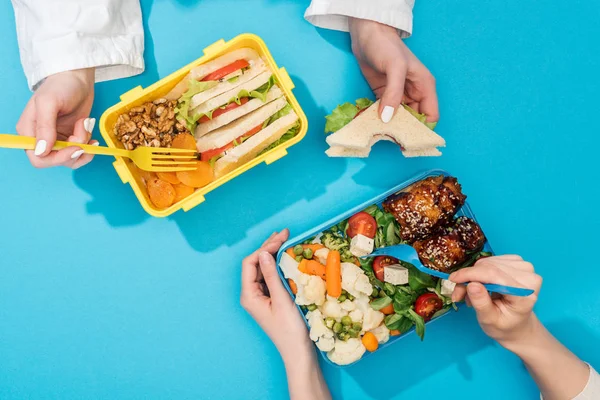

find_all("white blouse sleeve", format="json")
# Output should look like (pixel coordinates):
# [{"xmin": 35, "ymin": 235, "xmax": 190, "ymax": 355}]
[
  {"xmin": 540, "ymin": 365, "xmax": 600, "ymax": 400},
  {"xmin": 304, "ymin": 0, "xmax": 415, "ymax": 38},
  {"xmin": 10, "ymin": 0, "xmax": 145, "ymax": 90}
]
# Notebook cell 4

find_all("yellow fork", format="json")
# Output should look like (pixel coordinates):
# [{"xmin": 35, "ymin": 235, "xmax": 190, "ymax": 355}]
[{"xmin": 0, "ymin": 134, "xmax": 197, "ymax": 172}]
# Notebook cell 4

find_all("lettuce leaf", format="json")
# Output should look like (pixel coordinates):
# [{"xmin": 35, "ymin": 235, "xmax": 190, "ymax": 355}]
[
  {"xmin": 258, "ymin": 120, "xmax": 300, "ymax": 156},
  {"xmin": 175, "ymin": 79, "xmax": 218, "ymax": 131},
  {"xmin": 230, "ymin": 75, "xmax": 275, "ymax": 105},
  {"xmin": 324, "ymin": 97, "xmax": 437, "ymax": 134}
]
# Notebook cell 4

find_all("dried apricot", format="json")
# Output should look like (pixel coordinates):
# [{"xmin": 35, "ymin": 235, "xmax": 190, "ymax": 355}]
[
  {"xmin": 176, "ymin": 161, "xmax": 213, "ymax": 188},
  {"xmin": 172, "ymin": 133, "xmax": 197, "ymax": 150},
  {"xmin": 157, "ymin": 171, "xmax": 181, "ymax": 185},
  {"xmin": 147, "ymin": 178, "xmax": 176, "ymax": 209},
  {"xmin": 173, "ymin": 183, "xmax": 195, "ymax": 203},
  {"xmin": 134, "ymin": 165, "xmax": 157, "ymax": 182}
]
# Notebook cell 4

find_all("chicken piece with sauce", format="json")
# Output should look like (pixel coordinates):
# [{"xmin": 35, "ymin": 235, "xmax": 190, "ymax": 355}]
[{"xmin": 383, "ymin": 176, "xmax": 466, "ymax": 243}]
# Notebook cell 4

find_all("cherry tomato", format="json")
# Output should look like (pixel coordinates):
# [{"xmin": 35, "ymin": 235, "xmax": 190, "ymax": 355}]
[
  {"xmin": 414, "ymin": 293, "xmax": 443, "ymax": 322},
  {"xmin": 347, "ymin": 212, "xmax": 377, "ymax": 239},
  {"xmin": 372, "ymin": 256, "xmax": 398, "ymax": 282},
  {"xmin": 201, "ymin": 59, "xmax": 250, "ymax": 82},
  {"xmin": 198, "ymin": 97, "xmax": 249, "ymax": 123},
  {"xmin": 200, "ymin": 123, "xmax": 263, "ymax": 161}
]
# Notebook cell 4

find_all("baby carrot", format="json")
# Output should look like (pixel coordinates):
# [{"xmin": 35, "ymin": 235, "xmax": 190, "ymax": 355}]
[
  {"xmin": 288, "ymin": 279, "xmax": 298, "ymax": 295},
  {"xmin": 298, "ymin": 259, "xmax": 309, "ymax": 274},
  {"xmin": 325, "ymin": 250, "xmax": 342, "ymax": 298},
  {"xmin": 390, "ymin": 330, "xmax": 401, "ymax": 336},
  {"xmin": 286, "ymin": 248, "xmax": 296, "ymax": 259},
  {"xmin": 362, "ymin": 332, "xmax": 379, "ymax": 352},
  {"xmin": 306, "ymin": 260, "xmax": 327, "ymax": 280},
  {"xmin": 380, "ymin": 303, "xmax": 395, "ymax": 315}
]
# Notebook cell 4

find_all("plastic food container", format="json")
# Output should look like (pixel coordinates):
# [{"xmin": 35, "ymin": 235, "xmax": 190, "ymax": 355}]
[
  {"xmin": 276, "ymin": 169, "xmax": 495, "ymax": 367},
  {"xmin": 99, "ymin": 34, "xmax": 308, "ymax": 217}
]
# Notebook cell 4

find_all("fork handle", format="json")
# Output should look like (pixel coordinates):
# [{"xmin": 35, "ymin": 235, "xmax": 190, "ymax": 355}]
[{"xmin": 0, "ymin": 134, "xmax": 129, "ymax": 157}]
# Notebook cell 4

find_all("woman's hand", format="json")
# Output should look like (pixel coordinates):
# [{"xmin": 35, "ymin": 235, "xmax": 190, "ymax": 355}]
[
  {"xmin": 349, "ymin": 18, "xmax": 439, "ymax": 124},
  {"xmin": 241, "ymin": 230, "xmax": 313, "ymax": 362},
  {"xmin": 16, "ymin": 68, "xmax": 98, "ymax": 169},
  {"xmin": 449, "ymin": 255, "xmax": 543, "ymax": 349},
  {"xmin": 241, "ymin": 231, "xmax": 332, "ymax": 400}
]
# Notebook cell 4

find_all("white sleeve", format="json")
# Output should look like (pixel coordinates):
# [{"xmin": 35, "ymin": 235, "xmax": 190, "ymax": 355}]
[
  {"xmin": 304, "ymin": 0, "xmax": 414, "ymax": 38},
  {"xmin": 11, "ymin": 0, "xmax": 145, "ymax": 90},
  {"xmin": 573, "ymin": 365, "xmax": 600, "ymax": 400},
  {"xmin": 540, "ymin": 365, "xmax": 600, "ymax": 400}
]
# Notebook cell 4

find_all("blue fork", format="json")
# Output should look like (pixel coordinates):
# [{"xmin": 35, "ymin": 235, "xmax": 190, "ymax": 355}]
[{"xmin": 361, "ymin": 244, "xmax": 534, "ymax": 297}]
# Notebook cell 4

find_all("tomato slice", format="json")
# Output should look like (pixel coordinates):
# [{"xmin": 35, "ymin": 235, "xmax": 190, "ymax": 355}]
[
  {"xmin": 198, "ymin": 97, "xmax": 249, "ymax": 123},
  {"xmin": 354, "ymin": 107, "xmax": 367, "ymax": 119},
  {"xmin": 201, "ymin": 59, "xmax": 250, "ymax": 82},
  {"xmin": 372, "ymin": 256, "xmax": 399, "ymax": 282},
  {"xmin": 200, "ymin": 123, "xmax": 263, "ymax": 162},
  {"xmin": 347, "ymin": 212, "xmax": 377, "ymax": 239},
  {"xmin": 414, "ymin": 293, "xmax": 443, "ymax": 322}
]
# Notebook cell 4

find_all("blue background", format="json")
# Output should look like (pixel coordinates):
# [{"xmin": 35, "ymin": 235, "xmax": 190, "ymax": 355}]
[{"xmin": 1, "ymin": 0, "xmax": 599, "ymax": 399}]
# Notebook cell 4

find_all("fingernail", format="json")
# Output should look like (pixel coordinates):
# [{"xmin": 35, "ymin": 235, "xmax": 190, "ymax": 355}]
[
  {"xmin": 84, "ymin": 118, "xmax": 96, "ymax": 134},
  {"xmin": 71, "ymin": 149, "xmax": 85, "ymax": 160},
  {"xmin": 34, "ymin": 140, "xmax": 47, "ymax": 156},
  {"xmin": 92, "ymin": 142, "xmax": 100, "ymax": 146},
  {"xmin": 381, "ymin": 106, "xmax": 394, "ymax": 123}
]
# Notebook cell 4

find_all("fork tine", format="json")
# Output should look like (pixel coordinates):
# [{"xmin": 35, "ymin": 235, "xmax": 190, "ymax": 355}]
[
  {"xmin": 151, "ymin": 154, "xmax": 198, "ymax": 160},
  {"xmin": 150, "ymin": 166, "xmax": 196, "ymax": 172},
  {"xmin": 151, "ymin": 160, "xmax": 197, "ymax": 166}
]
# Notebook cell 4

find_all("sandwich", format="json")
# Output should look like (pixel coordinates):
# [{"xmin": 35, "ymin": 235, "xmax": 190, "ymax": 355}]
[
  {"xmin": 164, "ymin": 47, "xmax": 300, "ymax": 178},
  {"xmin": 324, "ymin": 98, "xmax": 445, "ymax": 157}
]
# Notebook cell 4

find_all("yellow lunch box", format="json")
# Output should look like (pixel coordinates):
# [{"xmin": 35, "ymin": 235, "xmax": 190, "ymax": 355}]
[{"xmin": 99, "ymin": 33, "xmax": 308, "ymax": 218}]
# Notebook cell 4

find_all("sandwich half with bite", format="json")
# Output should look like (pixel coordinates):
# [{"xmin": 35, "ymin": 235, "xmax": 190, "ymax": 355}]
[{"xmin": 324, "ymin": 98, "xmax": 445, "ymax": 158}]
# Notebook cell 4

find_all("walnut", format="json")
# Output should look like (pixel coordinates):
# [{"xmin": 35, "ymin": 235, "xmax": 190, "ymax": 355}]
[{"xmin": 113, "ymin": 98, "xmax": 191, "ymax": 150}]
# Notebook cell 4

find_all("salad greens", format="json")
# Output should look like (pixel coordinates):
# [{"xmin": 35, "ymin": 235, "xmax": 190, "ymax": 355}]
[
  {"xmin": 324, "ymin": 97, "xmax": 438, "ymax": 135},
  {"xmin": 257, "ymin": 102, "xmax": 301, "ymax": 156},
  {"xmin": 175, "ymin": 79, "xmax": 219, "ymax": 131},
  {"xmin": 362, "ymin": 205, "xmax": 404, "ymax": 248}
]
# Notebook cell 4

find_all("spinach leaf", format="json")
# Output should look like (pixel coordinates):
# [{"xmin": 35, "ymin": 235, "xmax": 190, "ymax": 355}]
[
  {"xmin": 370, "ymin": 296, "xmax": 392, "ymax": 311},
  {"xmin": 362, "ymin": 204, "xmax": 379, "ymax": 216},
  {"xmin": 396, "ymin": 316, "xmax": 414, "ymax": 334},
  {"xmin": 408, "ymin": 309, "xmax": 426, "ymax": 340},
  {"xmin": 383, "ymin": 282, "xmax": 396, "ymax": 296},
  {"xmin": 406, "ymin": 263, "xmax": 436, "ymax": 291},
  {"xmin": 384, "ymin": 314, "xmax": 403, "ymax": 330},
  {"xmin": 431, "ymin": 306, "xmax": 451, "ymax": 320},
  {"xmin": 393, "ymin": 289, "xmax": 416, "ymax": 312}
]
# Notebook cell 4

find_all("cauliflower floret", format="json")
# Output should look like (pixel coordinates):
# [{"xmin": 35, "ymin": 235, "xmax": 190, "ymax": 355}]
[
  {"xmin": 314, "ymin": 248, "xmax": 330, "ymax": 265},
  {"xmin": 327, "ymin": 338, "xmax": 366, "ymax": 366},
  {"xmin": 321, "ymin": 296, "xmax": 348, "ymax": 319},
  {"xmin": 279, "ymin": 252, "xmax": 300, "ymax": 281},
  {"xmin": 307, "ymin": 310, "xmax": 335, "ymax": 352},
  {"xmin": 349, "ymin": 309, "xmax": 364, "ymax": 323},
  {"xmin": 312, "ymin": 233, "xmax": 323, "ymax": 244},
  {"xmin": 295, "ymin": 275, "xmax": 326, "ymax": 306},
  {"xmin": 369, "ymin": 324, "xmax": 390, "ymax": 345},
  {"xmin": 354, "ymin": 274, "xmax": 373, "ymax": 296},
  {"xmin": 340, "ymin": 299, "xmax": 356, "ymax": 312},
  {"xmin": 362, "ymin": 308, "xmax": 385, "ymax": 332},
  {"xmin": 341, "ymin": 262, "xmax": 373, "ymax": 297}
]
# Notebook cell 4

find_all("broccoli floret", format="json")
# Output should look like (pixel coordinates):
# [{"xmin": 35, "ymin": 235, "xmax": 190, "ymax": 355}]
[{"xmin": 321, "ymin": 231, "xmax": 356, "ymax": 263}]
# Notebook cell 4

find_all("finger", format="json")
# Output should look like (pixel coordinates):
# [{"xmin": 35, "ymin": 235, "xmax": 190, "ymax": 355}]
[
  {"xmin": 492, "ymin": 255, "xmax": 523, "ymax": 261},
  {"xmin": 466, "ymin": 283, "xmax": 497, "ymax": 323},
  {"xmin": 261, "ymin": 229, "xmax": 290, "ymax": 252},
  {"xmin": 449, "ymin": 265, "xmax": 520, "ymax": 287},
  {"xmin": 261, "ymin": 231, "xmax": 279, "ymax": 247},
  {"xmin": 16, "ymin": 97, "xmax": 36, "ymax": 138},
  {"xmin": 379, "ymin": 60, "xmax": 407, "ymax": 123},
  {"xmin": 66, "ymin": 119, "xmax": 95, "ymax": 168},
  {"xmin": 417, "ymin": 75, "xmax": 439, "ymax": 123},
  {"xmin": 258, "ymin": 251, "xmax": 288, "ymax": 301},
  {"xmin": 33, "ymin": 95, "xmax": 60, "ymax": 157},
  {"xmin": 451, "ymin": 284, "xmax": 467, "ymax": 303},
  {"xmin": 71, "ymin": 139, "xmax": 98, "ymax": 169}
]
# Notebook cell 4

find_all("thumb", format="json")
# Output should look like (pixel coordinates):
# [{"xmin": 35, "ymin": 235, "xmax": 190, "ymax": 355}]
[
  {"xmin": 258, "ymin": 251, "xmax": 288, "ymax": 300},
  {"xmin": 34, "ymin": 95, "xmax": 59, "ymax": 157},
  {"xmin": 467, "ymin": 283, "xmax": 497, "ymax": 323},
  {"xmin": 379, "ymin": 60, "xmax": 407, "ymax": 123}
]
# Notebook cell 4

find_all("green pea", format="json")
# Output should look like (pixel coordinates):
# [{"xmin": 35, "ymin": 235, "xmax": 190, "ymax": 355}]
[
  {"xmin": 333, "ymin": 322, "xmax": 343, "ymax": 333},
  {"xmin": 325, "ymin": 317, "xmax": 335, "ymax": 329},
  {"xmin": 347, "ymin": 293, "xmax": 355, "ymax": 301},
  {"xmin": 295, "ymin": 255, "xmax": 303, "ymax": 262},
  {"xmin": 307, "ymin": 304, "xmax": 317, "ymax": 311},
  {"xmin": 371, "ymin": 287, "xmax": 380, "ymax": 297},
  {"xmin": 338, "ymin": 294, "xmax": 347, "ymax": 303},
  {"xmin": 348, "ymin": 329, "xmax": 359, "ymax": 338},
  {"xmin": 341, "ymin": 316, "xmax": 352, "ymax": 326},
  {"xmin": 293, "ymin": 245, "xmax": 304, "ymax": 256},
  {"xmin": 337, "ymin": 332, "xmax": 348, "ymax": 341},
  {"xmin": 343, "ymin": 324, "xmax": 350, "ymax": 333},
  {"xmin": 352, "ymin": 322, "xmax": 362, "ymax": 331},
  {"xmin": 303, "ymin": 248, "xmax": 314, "ymax": 259}
]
